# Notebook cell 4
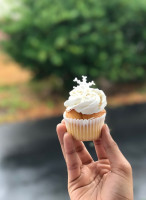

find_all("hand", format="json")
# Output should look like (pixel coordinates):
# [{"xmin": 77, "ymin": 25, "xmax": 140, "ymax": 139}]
[{"xmin": 56, "ymin": 121, "xmax": 133, "ymax": 200}]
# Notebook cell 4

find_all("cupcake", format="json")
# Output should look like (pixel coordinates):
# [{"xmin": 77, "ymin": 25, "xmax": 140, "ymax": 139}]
[{"xmin": 63, "ymin": 76, "xmax": 107, "ymax": 141}]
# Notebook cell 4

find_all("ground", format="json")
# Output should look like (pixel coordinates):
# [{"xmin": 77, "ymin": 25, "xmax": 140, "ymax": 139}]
[{"xmin": 0, "ymin": 52, "xmax": 146, "ymax": 124}]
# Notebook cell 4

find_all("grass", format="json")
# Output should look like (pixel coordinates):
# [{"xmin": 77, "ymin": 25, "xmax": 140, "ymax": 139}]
[
  {"xmin": 0, "ymin": 85, "xmax": 30, "ymax": 110},
  {"xmin": 0, "ymin": 84, "xmax": 31, "ymax": 124},
  {"xmin": 0, "ymin": 97, "xmax": 30, "ymax": 110},
  {"xmin": 0, "ymin": 85, "xmax": 18, "ymax": 93},
  {"xmin": 0, "ymin": 80, "xmax": 65, "ymax": 124}
]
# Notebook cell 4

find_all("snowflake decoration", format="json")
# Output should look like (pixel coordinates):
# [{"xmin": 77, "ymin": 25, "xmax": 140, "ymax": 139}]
[{"xmin": 73, "ymin": 76, "xmax": 95, "ymax": 89}]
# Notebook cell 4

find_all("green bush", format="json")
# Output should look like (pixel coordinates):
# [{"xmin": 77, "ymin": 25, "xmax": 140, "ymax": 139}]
[{"xmin": 1, "ymin": 0, "xmax": 146, "ymax": 89}]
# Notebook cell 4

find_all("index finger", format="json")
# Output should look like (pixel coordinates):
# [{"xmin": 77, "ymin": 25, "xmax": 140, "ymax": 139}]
[
  {"xmin": 56, "ymin": 123, "xmax": 67, "ymax": 159},
  {"xmin": 64, "ymin": 133, "xmax": 81, "ymax": 182}
]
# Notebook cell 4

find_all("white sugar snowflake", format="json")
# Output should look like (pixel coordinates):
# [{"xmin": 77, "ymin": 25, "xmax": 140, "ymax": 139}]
[{"xmin": 73, "ymin": 76, "xmax": 95, "ymax": 89}]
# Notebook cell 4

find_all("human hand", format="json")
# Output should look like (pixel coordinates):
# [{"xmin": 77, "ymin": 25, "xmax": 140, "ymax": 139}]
[{"xmin": 56, "ymin": 121, "xmax": 133, "ymax": 200}]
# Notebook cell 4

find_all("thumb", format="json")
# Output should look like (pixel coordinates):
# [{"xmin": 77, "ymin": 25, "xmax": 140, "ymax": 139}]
[{"xmin": 101, "ymin": 124, "xmax": 131, "ymax": 174}]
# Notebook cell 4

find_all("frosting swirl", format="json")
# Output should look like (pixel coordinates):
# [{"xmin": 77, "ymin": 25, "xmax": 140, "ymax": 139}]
[{"xmin": 64, "ymin": 76, "xmax": 107, "ymax": 114}]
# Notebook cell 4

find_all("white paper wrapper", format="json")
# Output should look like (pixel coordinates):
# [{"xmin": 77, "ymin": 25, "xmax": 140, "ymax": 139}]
[{"xmin": 63, "ymin": 112, "xmax": 106, "ymax": 141}]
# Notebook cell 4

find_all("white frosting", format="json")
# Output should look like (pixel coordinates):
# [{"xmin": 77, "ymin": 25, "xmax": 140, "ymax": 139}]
[{"xmin": 64, "ymin": 76, "xmax": 107, "ymax": 114}]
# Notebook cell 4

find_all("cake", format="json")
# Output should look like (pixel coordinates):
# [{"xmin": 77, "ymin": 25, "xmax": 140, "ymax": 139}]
[{"xmin": 63, "ymin": 76, "xmax": 107, "ymax": 141}]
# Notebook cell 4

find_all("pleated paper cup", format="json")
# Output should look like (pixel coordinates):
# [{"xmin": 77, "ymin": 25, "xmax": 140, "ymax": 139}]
[{"xmin": 63, "ymin": 111, "xmax": 106, "ymax": 141}]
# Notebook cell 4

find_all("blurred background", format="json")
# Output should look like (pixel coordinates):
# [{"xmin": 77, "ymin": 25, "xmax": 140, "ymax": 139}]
[{"xmin": 0, "ymin": 0, "xmax": 146, "ymax": 199}]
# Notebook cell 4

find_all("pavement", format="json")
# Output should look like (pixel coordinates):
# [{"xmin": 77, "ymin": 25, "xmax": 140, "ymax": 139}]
[{"xmin": 0, "ymin": 103, "xmax": 146, "ymax": 200}]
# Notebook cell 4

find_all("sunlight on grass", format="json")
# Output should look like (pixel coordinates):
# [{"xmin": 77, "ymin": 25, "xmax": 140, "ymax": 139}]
[
  {"xmin": 0, "ymin": 78, "xmax": 64, "ymax": 123},
  {"xmin": 0, "ymin": 85, "xmax": 30, "ymax": 111},
  {"xmin": 0, "ymin": 85, "xmax": 18, "ymax": 93},
  {"xmin": 0, "ymin": 97, "xmax": 30, "ymax": 111}
]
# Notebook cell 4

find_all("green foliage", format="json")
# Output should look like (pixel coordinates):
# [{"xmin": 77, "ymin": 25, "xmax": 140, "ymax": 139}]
[
  {"xmin": 1, "ymin": 0, "xmax": 146, "ymax": 90},
  {"xmin": 28, "ymin": 75, "xmax": 63, "ymax": 97}
]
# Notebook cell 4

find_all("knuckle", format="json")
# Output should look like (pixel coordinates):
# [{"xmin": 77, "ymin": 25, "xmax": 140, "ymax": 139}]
[
  {"xmin": 112, "ymin": 140, "xmax": 118, "ymax": 148},
  {"xmin": 106, "ymin": 140, "xmax": 118, "ymax": 151},
  {"xmin": 75, "ymin": 145, "xmax": 83, "ymax": 153},
  {"xmin": 65, "ymin": 149, "xmax": 75, "ymax": 155},
  {"xmin": 68, "ymin": 162, "xmax": 79, "ymax": 171},
  {"xmin": 94, "ymin": 139, "xmax": 102, "ymax": 145}
]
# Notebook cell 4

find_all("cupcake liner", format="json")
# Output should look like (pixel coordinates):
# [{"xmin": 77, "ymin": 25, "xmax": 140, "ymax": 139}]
[{"xmin": 63, "ymin": 112, "xmax": 106, "ymax": 141}]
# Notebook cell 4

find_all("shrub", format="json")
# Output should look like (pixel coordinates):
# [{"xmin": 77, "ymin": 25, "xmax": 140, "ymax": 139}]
[{"xmin": 1, "ymin": 0, "xmax": 146, "ymax": 90}]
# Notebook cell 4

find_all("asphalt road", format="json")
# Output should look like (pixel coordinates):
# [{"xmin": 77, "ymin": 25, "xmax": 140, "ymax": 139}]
[{"xmin": 0, "ymin": 103, "xmax": 146, "ymax": 200}]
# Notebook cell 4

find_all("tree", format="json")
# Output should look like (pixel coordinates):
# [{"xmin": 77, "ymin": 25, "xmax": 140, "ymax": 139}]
[{"xmin": 1, "ymin": 0, "xmax": 146, "ymax": 90}]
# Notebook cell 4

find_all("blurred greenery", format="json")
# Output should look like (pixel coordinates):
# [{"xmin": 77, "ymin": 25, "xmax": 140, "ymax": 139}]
[
  {"xmin": 0, "ymin": 85, "xmax": 30, "ymax": 113},
  {"xmin": 29, "ymin": 75, "xmax": 63, "ymax": 97},
  {"xmin": 46, "ymin": 100, "xmax": 55, "ymax": 108},
  {"xmin": 1, "ymin": 0, "xmax": 146, "ymax": 90},
  {"xmin": 0, "ymin": 78, "xmax": 65, "ymax": 123},
  {"xmin": 0, "ymin": 97, "xmax": 29, "ymax": 111}
]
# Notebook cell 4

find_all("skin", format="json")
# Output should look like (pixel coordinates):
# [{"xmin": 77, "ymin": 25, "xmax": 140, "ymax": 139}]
[{"xmin": 56, "ymin": 121, "xmax": 133, "ymax": 200}]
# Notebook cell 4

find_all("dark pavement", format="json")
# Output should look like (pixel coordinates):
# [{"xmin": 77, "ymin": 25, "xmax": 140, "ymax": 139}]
[{"xmin": 0, "ymin": 104, "xmax": 146, "ymax": 200}]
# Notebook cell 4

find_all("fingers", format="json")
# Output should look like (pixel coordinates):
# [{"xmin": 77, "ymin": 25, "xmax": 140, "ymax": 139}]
[
  {"xmin": 101, "ymin": 124, "xmax": 131, "ymax": 173},
  {"xmin": 73, "ymin": 139, "xmax": 93, "ymax": 165},
  {"xmin": 94, "ymin": 138, "xmax": 107, "ymax": 160},
  {"xmin": 56, "ymin": 123, "xmax": 67, "ymax": 159},
  {"xmin": 64, "ymin": 133, "xmax": 81, "ymax": 182},
  {"xmin": 57, "ymin": 121, "xmax": 93, "ymax": 165}
]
